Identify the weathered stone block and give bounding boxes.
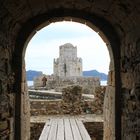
[0,120,8,131]
[121,72,133,89]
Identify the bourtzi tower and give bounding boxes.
[53,43,82,77]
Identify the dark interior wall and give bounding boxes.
[0,1,139,140]
[121,27,140,140]
[0,19,15,140]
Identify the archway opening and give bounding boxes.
[25,21,110,85]
[14,11,121,140]
[25,21,110,139]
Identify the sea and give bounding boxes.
[27,80,107,87]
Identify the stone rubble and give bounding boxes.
[61,85,83,114]
[30,85,106,116]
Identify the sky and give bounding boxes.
[25,21,110,75]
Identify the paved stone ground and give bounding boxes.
[30,114,103,123]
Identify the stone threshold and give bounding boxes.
[30,114,103,123]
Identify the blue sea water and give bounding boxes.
[100,80,107,86]
[27,81,33,86]
[27,80,107,86]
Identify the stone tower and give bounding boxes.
[54,43,82,77]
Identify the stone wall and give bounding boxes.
[30,100,62,115]
[34,75,100,95]
[48,76,100,94]
[121,32,140,140]
[0,32,15,139]
[0,1,140,140]
[30,99,104,116]
[21,61,30,140]
[104,85,115,140]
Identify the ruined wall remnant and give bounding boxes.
[54,76,100,94]
[30,85,106,116]
[34,75,100,95]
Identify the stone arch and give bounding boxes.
[13,9,121,140]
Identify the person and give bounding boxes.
[42,76,47,87]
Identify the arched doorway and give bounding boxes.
[13,9,121,140]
